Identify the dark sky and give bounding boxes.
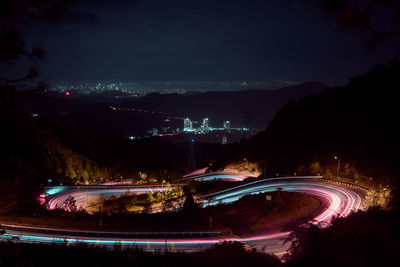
[23,0,400,86]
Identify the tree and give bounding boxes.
[0,0,73,90]
[182,191,198,212]
[283,208,400,266]
[296,163,307,175]
[64,195,77,212]
[293,0,400,48]
[309,161,323,175]
[147,191,156,203]
[155,192,163,201]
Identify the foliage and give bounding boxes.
[203,241,280,265]
[284,208,400,266]
[63,195,77,212]
[100,186,184,213]
[0,241,281,267]
[0,0,73,88]
[0,175,42,216]
[293,0,400,48]
[308,161,323,175]
[182,191,199,212]
[0,87,106,185]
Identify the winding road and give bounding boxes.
[0,174,367,256]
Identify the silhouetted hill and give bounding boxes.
[0,86,104,187]
[212,61,400,207]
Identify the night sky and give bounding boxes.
[23,0,400,86]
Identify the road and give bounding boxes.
[44,171,254,211]
[0,175,367,256]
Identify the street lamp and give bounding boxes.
[161,179,167,253]
[334,156,340,180]
[162,180,166,194]
[244,158,249,171]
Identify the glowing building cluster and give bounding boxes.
[184,118,194,132]
[223,121,230,131]
[127,117,250,141]
[202,118,209,132]
[183,117,233,133]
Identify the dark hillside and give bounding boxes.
[212,61,400,207]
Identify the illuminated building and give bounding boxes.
[223,120,231,131]
[202,118,209,132]
[184,118,193,132]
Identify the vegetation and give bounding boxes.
[284,207,400,267]
[63,196,77,212]
[99,186,184,213]
[293,0,400,48]
[0,241,281,267]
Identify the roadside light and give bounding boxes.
[334,156,340,180]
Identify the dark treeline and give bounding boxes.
[0,241,280,267]
[284,207,400,267]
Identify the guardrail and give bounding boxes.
[310,177,369,192]
[1,223,222,239]
[43,184,184,190]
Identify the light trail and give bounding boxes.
[202,177,364,225]
[1,176,367,255]
[45,185,171,210]
[182,171,250,182]
[182,168,208,178]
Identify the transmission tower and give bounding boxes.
[242,110,252,138]
[186,138,197,172]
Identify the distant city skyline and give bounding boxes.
[48,79,306,96]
